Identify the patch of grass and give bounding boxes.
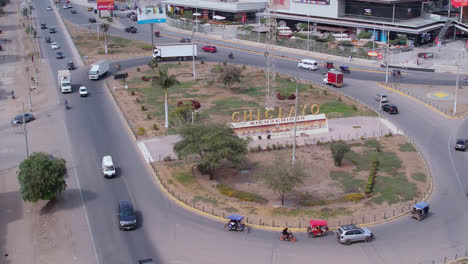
[237,87,265,98]
[270,207,352,218]
[212,98,259,110]
[216,184,267,204]
[370,173,417,204]
[399,143,416,152]
[330,171,365,193]
[193,195,218,205]
[345,150,401,173]
[411,172,426,182]
[364,139,380,148]
[173,172,194,186]
[320,101,358,118]
[223,207,239,213]
[109,36,132,45]
[98,49,121,54]
[189,89,199,92]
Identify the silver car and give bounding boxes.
[336,225,373,245]
[375,94,389,103]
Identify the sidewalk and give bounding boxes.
[137,116,401,163]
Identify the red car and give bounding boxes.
[202,46,217,53]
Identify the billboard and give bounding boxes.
[97,0,114,10]
[137,2,166,24]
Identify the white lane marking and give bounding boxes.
[137,141,154,164]
[380,118,404,135]
[73,167,101,264]
[447,136,465,194]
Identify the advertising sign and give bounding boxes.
[367,51,378,57]
[293,0,329,5]
[137,1,166,24]
[97,0,114,10]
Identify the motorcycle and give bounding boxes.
[64,100,70,110]
[279,231,296,242]
[115,64,121,71]
[228,52,234,59]
[224,214,249,233]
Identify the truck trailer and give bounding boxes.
[323,70,343,88]
[89,60,110,80]
[57,70,72,93]
[152,44,197,61]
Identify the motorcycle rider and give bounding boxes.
[64,99,69,110]
[228,52,233,59]
[282,226,290,240]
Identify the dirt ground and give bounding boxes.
[65,20,151,64]
[107,62,375,138]
[154,135,430,227]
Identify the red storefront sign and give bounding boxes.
[451,0,468,7]
[377,52,383,59]
[367,51,378,57]
[97,0,114,10]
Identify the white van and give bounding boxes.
[102,156,115,178]
[298,59,319,70]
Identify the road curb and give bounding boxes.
[377,83,468,120]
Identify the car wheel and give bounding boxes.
[344,239,352,245]
[365,236,372,242]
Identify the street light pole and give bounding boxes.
[192,21,196,80]
[22,102,29,158]
[378,99,382,139]
[385,29,390,83]
[292,78,299,167]
[307,16,310,51]
[454,53,460,114]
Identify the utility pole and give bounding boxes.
[454,53,460,114]
[378,99,382,139]
[22,102,30,158]
[151,24,154,49]
[385,29,390,83]
[192,21,196,80]
[292,78,299,167]
[307,16,310,51]
[26,65,32,111]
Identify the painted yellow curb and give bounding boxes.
[377,83,468,120]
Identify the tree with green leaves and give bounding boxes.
[330,141,351,166]
[152,68,180,128]
[173,124,249,180]
[17,152,67,202]
[219,65,242,92]
[169,101,195,126]
[263,159,306,205]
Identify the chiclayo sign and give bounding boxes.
[230,105,329,140]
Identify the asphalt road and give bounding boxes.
[32,1,468,264]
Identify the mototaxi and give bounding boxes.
[224,214,249,232]
[411,201,429,221]
[307,219,329,237]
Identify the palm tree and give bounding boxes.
[101,23,110,54]
[152,68,180,129]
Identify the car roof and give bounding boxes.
[413,201,429,209]
[340,224,359,231]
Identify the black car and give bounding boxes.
[89,18,97,23]
[71,9,76,14]
[118,200,137,230]
[56,51,64,59]
[127,11,136,18]
[11,113,35,124]
[49,27,56,33]
[124,26,137,33]
[67,61,75,70]
[179,37,192,43]
[381,104,398,114]
[455,138,468,151]
[40,23,47,29]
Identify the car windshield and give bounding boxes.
[89,70,98,75]
[62,81,71,86]
[121,208,134,217]
[456,140,465,145]
[338,228,343,234]
[104,165,114,171]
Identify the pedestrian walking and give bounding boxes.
[349,55,352,62]
[416,58,419,65]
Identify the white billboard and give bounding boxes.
[137,2,166,24]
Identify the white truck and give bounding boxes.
[152,44,197,61]
[57,70,72,93]
[89,60,110,80]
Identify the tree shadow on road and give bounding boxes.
[40,188,97,215]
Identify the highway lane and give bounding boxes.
[57,4,459,87]
[35,2,468,263]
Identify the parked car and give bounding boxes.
[118,200,137,230]
[375,94,388,103]
[40,23,47,29]
[130,14,137,21]
[126,11,135,18]
[47,5,52,10]
[11,113,35,124]
[56,51,64,59]
[89,18,97,23]
[336,225,373,245]
[179,37,191,43]
[120,6,126,11]
[455,138,468,151]
[79,86,88,97]
[51,42,59,49]
[71,9,76,14]
[49,27,56,33]
[381,104,398,114]
[124,26,137,33]
[67,61,75,70]
[202,46,217,53]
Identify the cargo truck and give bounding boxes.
[89,60,110,80]
[323,70,343,88]
[57,70,72,93]
[152,43,197,61]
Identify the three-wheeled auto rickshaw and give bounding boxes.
[224,214,249,232]
[307,219,329,237]
[392,69,403,78]
[324,62,334,69]
[154,31,160,37]
[411,201,429,221]
[339,65,350,73]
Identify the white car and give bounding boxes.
[79,86,88,97]
[51,42,59,49]
[47,5,52,10]
[375,94,389,103]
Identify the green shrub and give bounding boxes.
[130,91,135,96]
[216,184,267,203]
[197,163,211,175]
[136,127,145,136]
[141,105,146,111]
[358,31,373,39]
[344,193,365,202]
[365,161,379,196]
[153,124,159,130]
